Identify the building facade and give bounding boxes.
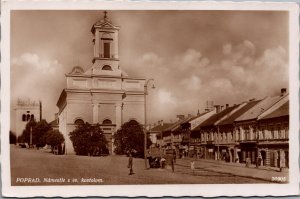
[15,98,41,140]
[56,13,146,155]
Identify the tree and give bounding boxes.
[9,131,16,144]
[45,130,65,153]
[21,119,37,144]
[113,120,152,158]
[69,123,108,156]
[33,120,52,148]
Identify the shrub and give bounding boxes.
[45,130,65,152]
[69,123,108,156]
[113,120,152,158]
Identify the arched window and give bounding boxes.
[26,114,30,121]
[102,119,112,124]
[22,114,26,121]
[102,65,112,71]
[31,114,34,120]
[74,119,84,126]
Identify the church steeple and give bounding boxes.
[91,11,120,63]
[89,11,122,76]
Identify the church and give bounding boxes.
[56,12,146,155]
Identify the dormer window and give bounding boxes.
[102,65,112,71]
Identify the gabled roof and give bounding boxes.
[260,101,289,120]
[235,94,286,122]
[257,94,289,120]
[217,100,261,126]
[164,115,194,132]
[198,105,240,128]
[190,110,216,131]
[49,118,59,127]
[149,123,173,132]
[91,15,119,33]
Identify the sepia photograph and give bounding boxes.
[1,1,299,197]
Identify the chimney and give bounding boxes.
[177,115,185,120]
[220,105,224,111]
[226,104,229,109]
[214,105,221,113]
[281,88,287,96]
[158,120,161,126]
[160,120,164,126]
[197,109,200,116]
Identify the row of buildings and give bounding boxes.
[149,89,289,169]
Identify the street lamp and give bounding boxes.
[144,78,155,169]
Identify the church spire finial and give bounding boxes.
[104,11,108,20]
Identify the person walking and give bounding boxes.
[128,153,134,175]
[191,160,195,175]
[171,157,175,173]
[256,152,262,168]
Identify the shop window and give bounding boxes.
[270,127,274,139]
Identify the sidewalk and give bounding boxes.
[176,158,289,183]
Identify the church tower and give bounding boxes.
[90,11,122,77]
[57,11,146,155]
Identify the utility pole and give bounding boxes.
[30,126,33,148]
[217,126,220,160]
[144,79,155,169]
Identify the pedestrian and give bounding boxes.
[160,157,166,169]
[191,160,195,175]
[173,149,176,163]
[171,157,175,173]
[128,153,134,175]
[256,152,262,168]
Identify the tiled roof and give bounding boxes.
[49,118,59,127]
[235,95,285,122]
[260,101,289,120]
[149,123,173,132]
[164,115,194,132]
[217,100,261,125]
[197,105,239,128]
[190,110,216,131]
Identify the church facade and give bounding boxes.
[56,13,146,155]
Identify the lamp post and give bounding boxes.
[144,78,155,169]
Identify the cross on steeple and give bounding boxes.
[104,11,108,19]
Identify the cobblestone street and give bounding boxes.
[10,145,270,185]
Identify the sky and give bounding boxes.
[10,10,289,131]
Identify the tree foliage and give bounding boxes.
[18,119,52,148]
[9,131,16,144]
[33,120,52,148]
[113,120,152,158]
[69,123,108,156]
[19,119,37,144]
[45,129,65,149]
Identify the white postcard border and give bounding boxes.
[1,1,299,197]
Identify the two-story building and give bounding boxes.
[234,90,287,164]
[256,93,289,168]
